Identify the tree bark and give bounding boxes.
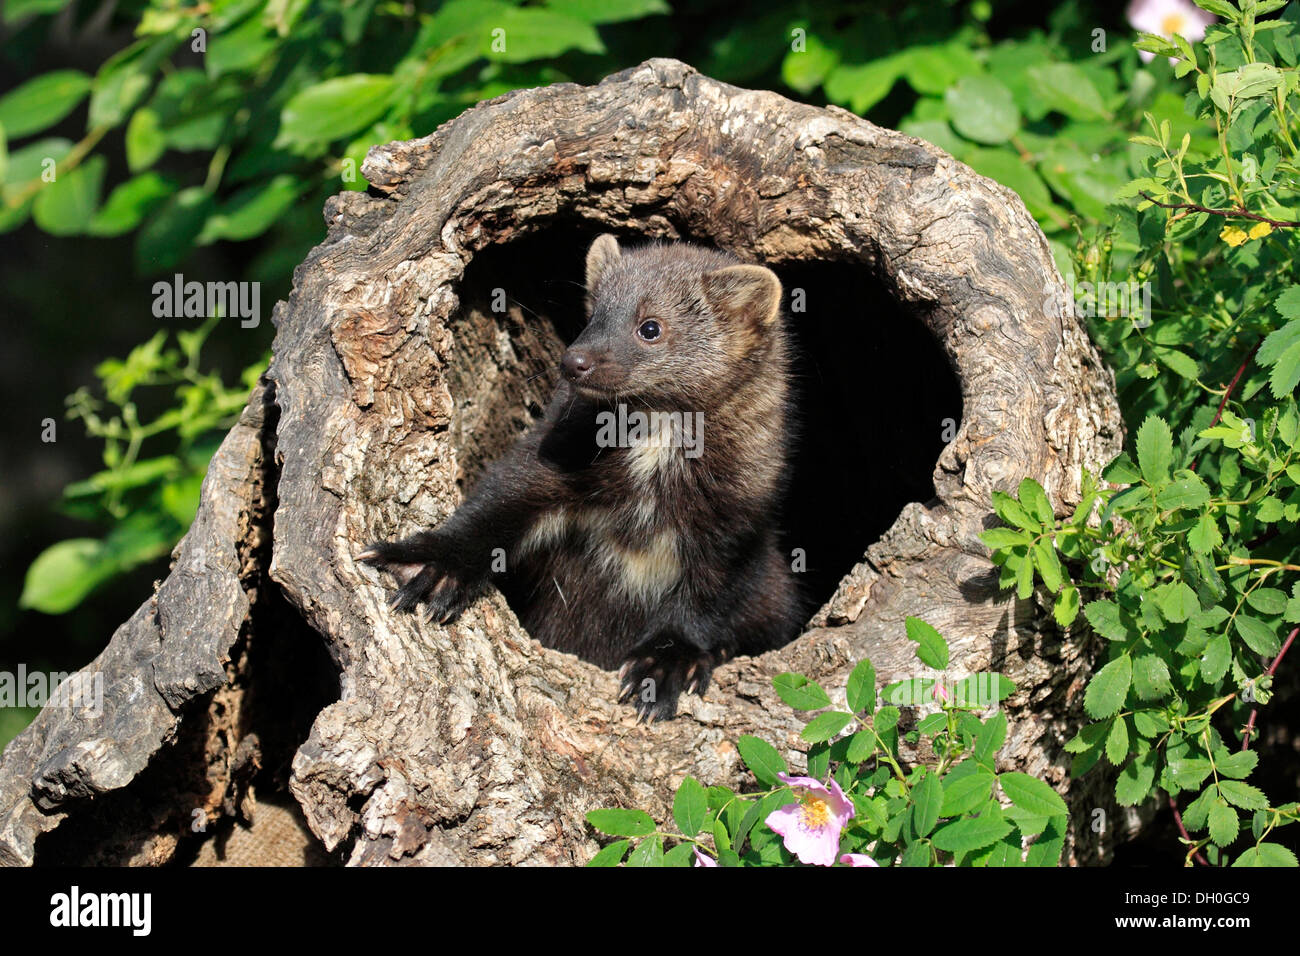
[0,58,1126,867]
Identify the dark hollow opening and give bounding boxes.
[449,222,963,645]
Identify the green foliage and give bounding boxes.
[980,4,1300,867]
[585,619,1059,867]
[1,0,676,270]
[20,318,265,614]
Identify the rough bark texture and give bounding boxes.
[0,58,1126,867]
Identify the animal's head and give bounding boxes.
[561,234,784,406]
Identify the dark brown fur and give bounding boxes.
[361,235,803,719]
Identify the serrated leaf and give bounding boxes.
[1132,654,1173,700]
[1208,801,1239,847]
[1201,633,1233,683]
[933,810,1013,853]
[942,767,996,816]
[1136,416,1174,484]
[801,711,853,744]
[1216,749,1258,779]
[1084,599,1130,641]
[1219,780,1268,811]
[1233,843,1299,866]
[1102,453,1142,484]
[1115,751,1157,806]
[1084,656,1131,719]
[1000,772,1068,817]
[974,710,1007,767]
[1189,512,1223,553]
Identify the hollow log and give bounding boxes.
[0,58,1125,867]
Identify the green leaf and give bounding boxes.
[626,835,663,867]
[1201,633,1233,683]
[1115,751,1157,806]
[585,808,656,837]
[1105,716,1130,765]
[1268,340,1300,399]
[125,108,165,172]
[1158,583,1199,625]
[736,735,786,787]
[932,810,1013,854]
[661,843,695,867]
[544,0,668,23]
[1189,513,1223,554]
[1000,772,1068,817]
[1219,780,1268,811]
[946,75,1020,144]
[1156,474,1210,511]
[1054,585,1080,626]
[846,658,876,714]
[1026,62,1110,120]
[772,673,832,710]
[824,57,905,114]
[905,616,949,670]
[19,538,119,613]
[1216,750,1258,780]
[1084,599,1130,641]
[974,710,1008,766]
[992,490,1040,531]
[586,839,629,866]
[32,155,105,235]
[87,171,175,237]
[1033,540,1065,593]
[980,527,1032,550]
[197,174,301,243]
[1084,656,1131,719]
[1017,477,1055,526]
[0,70,91,138]
[1233,843,1298,866]
[942,766,996,816]
[801,711,853,744]
[1136,416,1174,484]
[277,75,396,149]
[1246,588,1288,616]
[1235,616,1282,657]
[1102,453,1142,484]
[1156,348,1200,381]
[912,770,943,837]
[672,777,708,838]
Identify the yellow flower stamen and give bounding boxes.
[799,794,831,830]
[1161,14,1187,35]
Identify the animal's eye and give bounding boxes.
[637,319,662,342]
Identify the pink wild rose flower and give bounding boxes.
[765,772,855,866]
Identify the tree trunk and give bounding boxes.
[0,58,1126,867]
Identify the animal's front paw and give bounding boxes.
[358,536,480,623]
[617,640,731,722]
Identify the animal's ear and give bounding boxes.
[585,234,622,290]
[702,265,782,331]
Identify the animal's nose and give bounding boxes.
[561,349,595,381]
